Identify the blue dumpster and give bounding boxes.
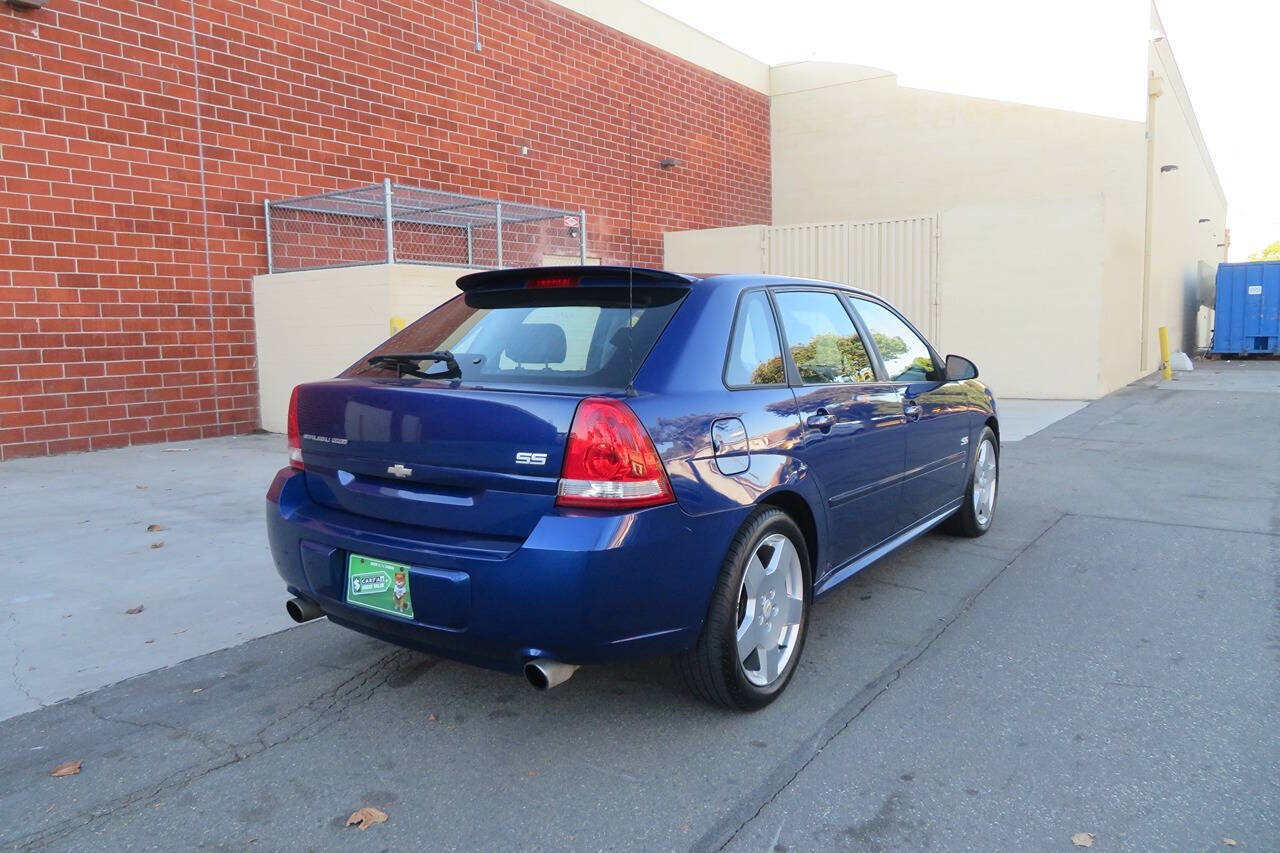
[1210,260,1280,355]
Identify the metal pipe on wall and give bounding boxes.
[1139,73,1162,372]
[383,177,395,264]
[495,200,503,269]
[263,199,274,274]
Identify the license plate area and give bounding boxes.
[346,553,414,619]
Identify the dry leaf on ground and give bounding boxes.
[1071,832,1095,848]
[345,807,388,830]
[50,760,82,778]
[1224,840,1237,847]
[150,542,164,549]
[146,524,165,532]
[125,605,145,615]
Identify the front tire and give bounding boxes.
[675,507,811,711]
[944,426,999,537]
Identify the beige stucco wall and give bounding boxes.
[1097,165,1148,393]
[770,65,1144,227]
[1143,34,1228,365]
[939,198,1106,399]
[663,206,1103,399]
[253,264,476,432]
[768,62,1165,398]
[664,225,766,274]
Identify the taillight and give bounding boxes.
[556,397,674,509]
[287,386,304,470]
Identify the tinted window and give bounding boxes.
[725,291,785,386]
[346,286,686,389]
[774,290,875,385]
[850,298,938,381]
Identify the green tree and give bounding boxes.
[1247,240,1280,261]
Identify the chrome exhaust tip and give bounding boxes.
[285,596,322,623]
[524,659,579,690]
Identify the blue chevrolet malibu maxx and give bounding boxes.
[266,267,999,710]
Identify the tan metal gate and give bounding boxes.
[765,216,939,340]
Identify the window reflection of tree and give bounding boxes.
[751,332,876,385]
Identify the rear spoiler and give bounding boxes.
[455,266,698,292]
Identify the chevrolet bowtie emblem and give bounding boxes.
[387,463,413,479]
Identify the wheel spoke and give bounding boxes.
[760,644,782,683]
[779,593,804,626]
[766,536,795,576]
[736,614,760,664]
[743,553,765,597]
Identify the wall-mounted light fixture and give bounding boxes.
[658,157,681,170]
[1160,164,1179,173]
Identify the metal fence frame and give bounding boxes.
[264,178,587,274]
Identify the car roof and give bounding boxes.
[688,272,880,300]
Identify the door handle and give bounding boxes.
[903,402,922,422]
[806,410,836,432]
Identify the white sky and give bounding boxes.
[642,0,1280,260]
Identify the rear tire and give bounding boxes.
[943,426,998,537]
[675,507,811,711]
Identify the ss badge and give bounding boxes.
[515,451,548,466]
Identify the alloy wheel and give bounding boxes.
[973,438,998,527]
[735,533,805,687]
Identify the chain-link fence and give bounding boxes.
[264,180,587,273]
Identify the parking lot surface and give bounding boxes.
[0,434,291,721]
[0,362,1276,851]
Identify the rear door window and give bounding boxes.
[347,286,687,389]
[848,297,938,382]
[724,291,785,386]
[773,290,875,384]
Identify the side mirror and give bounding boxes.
[945,354,978,381]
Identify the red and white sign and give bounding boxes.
[563,215,580,228]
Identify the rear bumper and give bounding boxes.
[266,467,746,673]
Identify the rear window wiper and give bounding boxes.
[367,351,461,380]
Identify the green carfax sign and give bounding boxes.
[346,554,413,619]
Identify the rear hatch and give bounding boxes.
[293,268,691,541]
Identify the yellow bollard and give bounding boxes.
[1158,325,1172,380]
[390,315,407,335]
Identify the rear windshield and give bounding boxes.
[345,286,688,389]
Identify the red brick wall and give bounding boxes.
[0,0,771,460]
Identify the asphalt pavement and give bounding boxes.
[0,362,1275,851]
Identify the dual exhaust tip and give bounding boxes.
[285,598,577,690]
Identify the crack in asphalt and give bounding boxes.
[700,513,1070,853]
[1065,511,1280,539]
[10,647,411,850]
[4,610,44,713]
[83,700,238,759]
